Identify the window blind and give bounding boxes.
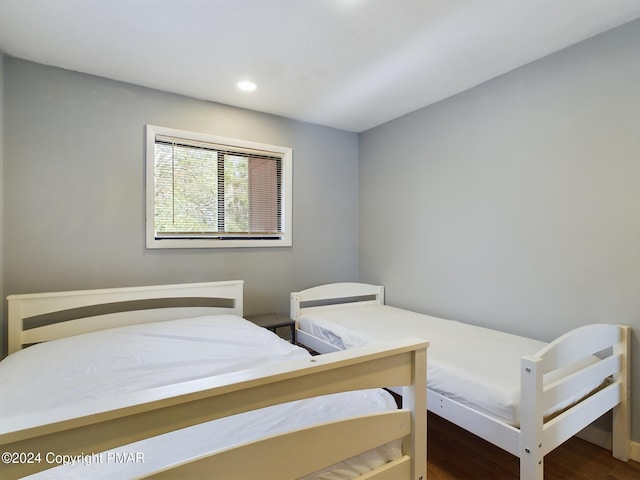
[154,137,283,239]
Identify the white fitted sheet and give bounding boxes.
[0,315,401,479]
[299,304,597,427]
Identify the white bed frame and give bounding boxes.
[291,282,631,480]
[2,281,428,480]
[7,280,245,354]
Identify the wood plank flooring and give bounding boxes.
[427,413,640,479]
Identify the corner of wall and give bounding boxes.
[0,53,5,358]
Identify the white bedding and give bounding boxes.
[0,315,401,479]
[299,303,598,427]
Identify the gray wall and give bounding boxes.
[359,19,640,441]
[1,58,360,355]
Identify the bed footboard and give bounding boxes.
[0,337,428,480]
[520,324,630,480]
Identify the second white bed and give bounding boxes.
[297,302,601,428]
[292,282,631,480]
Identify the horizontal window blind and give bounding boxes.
[154,136,283,239]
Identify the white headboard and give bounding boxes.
[290,282,384,320]
[7,280,244,354]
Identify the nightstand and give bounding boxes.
[245,313,296,344]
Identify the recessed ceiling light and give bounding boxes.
[237,81,257,92]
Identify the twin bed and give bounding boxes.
[0,281,428,480]
[291,282,631,480]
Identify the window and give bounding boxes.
[146,125,292,248]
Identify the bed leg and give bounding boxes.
[520,356,544,480]
[520,450,544,480]
[402,346,427,480]
[612,325,630,462]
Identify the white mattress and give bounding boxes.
[299,303,595,427]
[0,315,401,479]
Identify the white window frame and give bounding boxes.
[145,125,292,249]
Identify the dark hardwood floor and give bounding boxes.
[427,412,640,479]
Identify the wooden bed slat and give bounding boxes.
[20,307,234,345]
[355,456,412,480]
[293,282,384,303]
[541,354,620,414]
[145,410,411,479]
[541,382,622,456]
[290,282,384,319]
[536,323,621,374]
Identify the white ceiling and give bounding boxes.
[1,0,639,132]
